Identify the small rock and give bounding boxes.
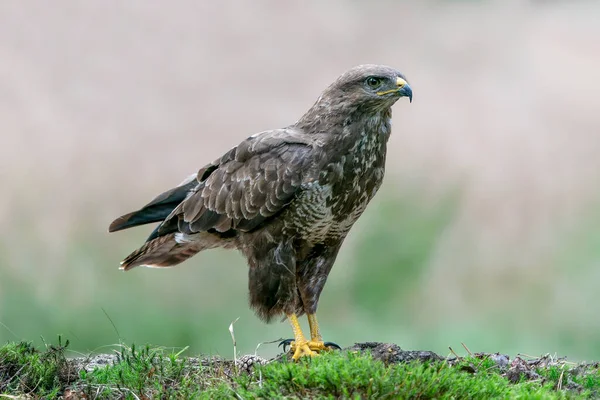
[72,354,119,373]
[505,356,540,383]
[490,353,510,368]
[459,363,477,374]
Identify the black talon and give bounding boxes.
[324,341,341,350]
[279,338,294,353]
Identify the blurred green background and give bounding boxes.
[1,1,600,361]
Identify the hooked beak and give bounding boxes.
[376,77,413,102]
[396,77,413,103]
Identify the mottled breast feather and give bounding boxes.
[283,111,391,245]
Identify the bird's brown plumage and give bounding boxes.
[109,64,412,326]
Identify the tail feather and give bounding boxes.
[120,233,199,270]
[108,204,177,233]
[110,174,236,270]
[119,231,234,271]
[108,178,197,233]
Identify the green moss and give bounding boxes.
[0,338,70,397]
[2,340,598,399]
[205,352,586,399]
[80,344,232,399]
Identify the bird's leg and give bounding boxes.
[306,313,341,351]
[306,313,325,350]
[286,313,318,360]
[279,314,341,357]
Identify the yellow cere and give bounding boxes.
[376,77,408,96]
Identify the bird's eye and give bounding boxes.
[365,76,382,89]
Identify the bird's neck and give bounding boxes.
[296,101,392,139]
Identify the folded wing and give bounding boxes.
[165,129,315,236]
[109,129,317,269]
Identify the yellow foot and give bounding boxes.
[283,313,341,361]
[291,340,319,360]
[306,340,331,352]
[280,339,339,360]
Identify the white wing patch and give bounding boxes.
[175,232,199,244]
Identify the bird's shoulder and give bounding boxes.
[202,127,321,174]
[163,128,324,234]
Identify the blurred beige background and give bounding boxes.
[1,0,600,360]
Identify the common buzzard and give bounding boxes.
[109,64,413,360]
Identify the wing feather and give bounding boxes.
[156,129,316,235]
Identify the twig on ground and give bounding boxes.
[557,370,565,391]
[461,343,473,357]
[229,317,240,369]
[448,346,461,360]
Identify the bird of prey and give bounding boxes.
[108,64,412,360]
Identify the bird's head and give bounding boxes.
[325,64,412,111]
[297,64,412,130]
